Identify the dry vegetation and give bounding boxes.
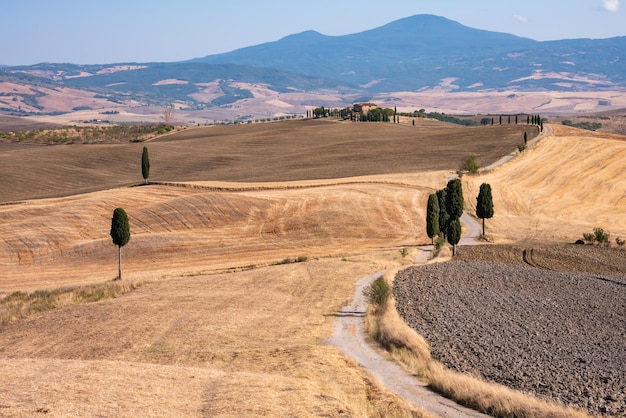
[463,124,626,242]
[0,117,624,416]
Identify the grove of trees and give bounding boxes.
[427,178,464,255]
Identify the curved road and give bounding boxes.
[328,214,488,417]
[328,128,555,415]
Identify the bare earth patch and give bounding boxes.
[394,245,626,416]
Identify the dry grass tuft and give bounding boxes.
[0,281,142,326]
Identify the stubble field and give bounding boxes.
[1,117,624,416]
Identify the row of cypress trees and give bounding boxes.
[426,180,493,255]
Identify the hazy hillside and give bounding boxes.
[1,14,625,117]
[193,14,626,92]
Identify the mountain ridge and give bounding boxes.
[1,14,625,118]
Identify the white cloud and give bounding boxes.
[513,14,529,23]
[603,0,620,12]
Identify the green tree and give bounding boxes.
[426,193,440,245]
[447,219,461,255]
[436,189,450,239]
[461,156,479,174]
[110,208,131,280]
[524,132,528,144]
[141,146,150,184]
[445,178,464,221]
[476,183,494,236]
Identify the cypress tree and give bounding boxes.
[476,183,494,236]
[499,115,502,125]
[447,219,462,256]
[524,132,528,144]
[141,146,150,184]
[445,178,464,221]
[110,208,131,280]
[436,189,450,239]
[426,193,440,245]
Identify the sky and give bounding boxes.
[1,0,624,66]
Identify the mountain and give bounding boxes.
[1,14,625,117]
[191,14,626,92]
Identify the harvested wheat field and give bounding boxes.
[0,118,535,203]
[463,124,626,242]
[0,118,623,416]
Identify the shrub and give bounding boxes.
[363,276,391,310]
[616,237,625,247]
[582,232,595,242]
[583,227,611,245]
[517,143,526,152]
[594,227,610,245]
[461,156,480,174]
[400,248,408,258]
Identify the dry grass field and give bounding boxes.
[0,118,623,416]
[464,124,626,242]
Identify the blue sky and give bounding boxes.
[1,0,623,66]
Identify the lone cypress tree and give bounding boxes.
[110,208,131,280]
[445,178,464,221]
[524,132,528,144]
[476,183,494,236]
[447,219,461,256]
[142,146,150,184]
[426,193,440,245]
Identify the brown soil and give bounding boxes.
[0,118,534,203]
[394,244,626,416]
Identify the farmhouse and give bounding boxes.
[352,102,378,116]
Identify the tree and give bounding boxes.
[141,146,150,184]
[445,178,464,221]
[436,189,450,239]
[447,219,461,255]
[476,183,494,236]
[524,132,528,144]
[162,106,173,124]
[461,156,479,174]
[426,193,440,245]
[110,208,131,280]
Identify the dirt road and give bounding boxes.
[329,213,490,417]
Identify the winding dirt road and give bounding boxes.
[329,214,489,417]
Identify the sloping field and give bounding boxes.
[0,180,435,293]
[464,124,626,242]
[0,118,535,203]
[1,120,623,416]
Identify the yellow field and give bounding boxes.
[0,121,624,416]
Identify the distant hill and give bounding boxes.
[1,14,625,117]
[192,14,626,92]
